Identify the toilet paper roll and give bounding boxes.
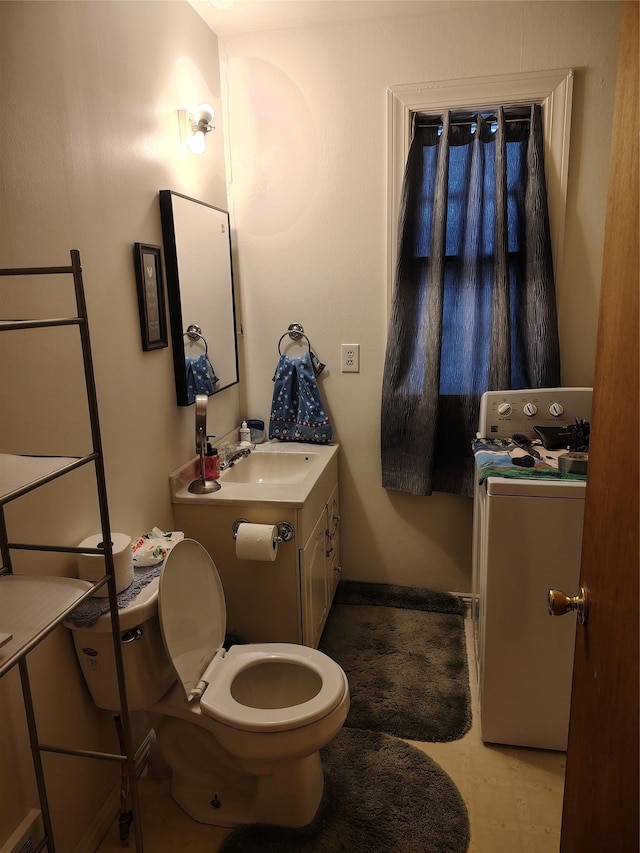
[235,523,278,562]
[77,532,134,597]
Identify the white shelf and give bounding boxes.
[0,575,93,677]
[0,453,87,504]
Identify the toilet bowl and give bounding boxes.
[67,537,349,829]
[150,642,348,826]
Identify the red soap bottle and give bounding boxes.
[204,442,220,480]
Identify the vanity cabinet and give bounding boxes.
[300,484,340,648]
[171,454,340,648]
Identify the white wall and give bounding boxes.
[0,2,238,848]
[218,0,620,590]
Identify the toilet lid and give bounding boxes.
[158,539,226,701]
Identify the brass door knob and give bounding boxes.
[547,587,588,624]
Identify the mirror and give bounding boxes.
[159,190,239,406]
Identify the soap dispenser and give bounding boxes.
[239,420,251,445]
[204,439,220,480]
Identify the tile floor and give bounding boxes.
[96,617,565,852]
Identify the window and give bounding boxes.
[381,71,573,498]
[387,69,574,317]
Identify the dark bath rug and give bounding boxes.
[332,580,466,615]
[219,727,470,853]
[318,582,472,742]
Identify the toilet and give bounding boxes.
[66,538,349,828]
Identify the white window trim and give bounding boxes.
[386,69,574,315]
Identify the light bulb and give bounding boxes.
[197,104,215,125]
[187,130,207,155]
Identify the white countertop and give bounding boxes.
[169,441,339,508]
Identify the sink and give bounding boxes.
[221,451,320,485]
[169,441,338,507]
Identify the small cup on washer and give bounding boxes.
[558,452,589,475]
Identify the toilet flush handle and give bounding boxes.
[121,627,143,644]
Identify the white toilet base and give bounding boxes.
[171,769,258,828]
[171,751,324,828]
[153,714,325,828]
[253,752,324,827]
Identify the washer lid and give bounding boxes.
[158,539,226,701]
[486,476,587,498]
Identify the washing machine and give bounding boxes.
[472,387,592,750]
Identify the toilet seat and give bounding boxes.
[200,643,348,732]
[158,539,347,730]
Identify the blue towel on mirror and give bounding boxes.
[269,353,333,444]
[185,355,218,404]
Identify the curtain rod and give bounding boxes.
[416,116,531,128]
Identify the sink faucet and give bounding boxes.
[219,444,252,471]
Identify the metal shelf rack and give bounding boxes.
[0,250,143,851]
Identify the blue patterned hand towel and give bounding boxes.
[269,353,333,444]
[185,355,218,404]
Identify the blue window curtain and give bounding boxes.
[381,104,560,498]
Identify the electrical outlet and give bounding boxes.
[341,343,360,373]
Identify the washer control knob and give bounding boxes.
[549,402,564,417]
[497,402,512,416]
[523,402,538,417]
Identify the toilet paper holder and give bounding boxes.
[232,519,295,543]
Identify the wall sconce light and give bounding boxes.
[178,103,215,154]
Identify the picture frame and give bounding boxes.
[133,243,167,351]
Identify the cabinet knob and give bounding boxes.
[325,531,335,557]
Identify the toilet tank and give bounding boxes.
[64,576,175,711]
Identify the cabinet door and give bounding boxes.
[326,484,341,602]
[300,509,329,648]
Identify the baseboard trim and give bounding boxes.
[452,592,473,611]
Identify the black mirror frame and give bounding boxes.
[159,190,240,406]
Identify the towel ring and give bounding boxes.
[278,323,311,355]
[185,324,208,357]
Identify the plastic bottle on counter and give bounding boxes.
[239,420,251,444]
[204,442,220,480]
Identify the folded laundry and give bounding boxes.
[472,438,586,485]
